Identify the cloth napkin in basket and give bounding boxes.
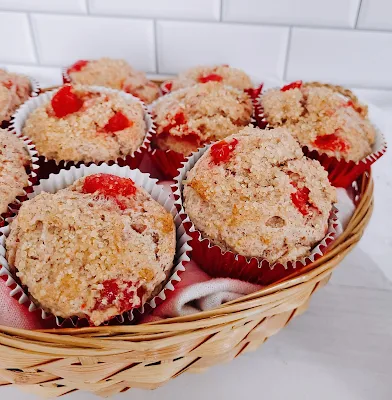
[0,185,354,329]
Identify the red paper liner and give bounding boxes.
[0,164,192,328]
[1,76,41,128]
[10,85,154,179]
[255,89,387,187]
[173,145,339,286]
[0,134,40,228]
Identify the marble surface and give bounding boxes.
[2,102,391,400]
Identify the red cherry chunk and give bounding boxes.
[51,85,83,118]
[82,174,137,210]
[94,279,142,313]
[162,81,173,92]
[290,185,310,216]
[2,80,13,89]
[313,133,349,153]
[281,80,303,92]
[198,73,223,83]
[67,60,89,75]
[210,138,238,165]
[104,112,133,133]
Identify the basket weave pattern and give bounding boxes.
[0,171,373,397]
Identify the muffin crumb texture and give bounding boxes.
[6,173,176,326]
[0,129,31,214]
[168,65,253,92]
[0,69,31,122]
[23,85,147,163]
[183,127,336,264]
[67,58,160,104]
[152,82,253,155]
[260,82,376,162]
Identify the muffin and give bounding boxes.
[0,129,31,215]
[183,126,336,265]
[0,69,32,123]
[22,85,147,164]
[65,58,160,104]
[6,173,176,326]
[260,81,376,162]
[164,65,253,93]
[152,82,253,156]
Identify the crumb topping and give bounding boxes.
[23,85,147,163]
[152,82,253,155]
[183,126,336,264]
[0,129,31,215]
[6,173,176,326]
[67,58,160,104]
[260,83,376,162]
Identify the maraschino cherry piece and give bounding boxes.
[313,133,349,153]
[51,85,83,118]
[281,80,303,92]
[104,112,133,133]
[67,60,89,75]
[198,74,223,83]
[210,138,238,165]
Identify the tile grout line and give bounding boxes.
[85,0,90,14]
[153,20,159,74]
[355,0,364,28]
[282,27,292,81]
[219,0,223,21]
[26,13,40,64]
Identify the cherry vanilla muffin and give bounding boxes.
[66,58,160,104]
[152,82,253,155]
[260,81,376,162]
[6,173,176,326]
[22,85,147,163]
[0,129,31,215]
[165,65,253,92]
[183,127,336,264]
[0,69,32,123]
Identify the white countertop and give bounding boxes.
[2,102,392,400]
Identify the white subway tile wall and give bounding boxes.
[0,0,391,98]
[223,0,361,28]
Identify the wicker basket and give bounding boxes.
[0,84,374,397]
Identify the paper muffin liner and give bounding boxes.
[173,145,339,286]
[255,90,387,188]
[146,84,256,180]
[10,85,155,179]
[0,163,192,327]
[0,134,40,228]
[1,76,41,129]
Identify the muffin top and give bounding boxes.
[167,65,253,92]
[6,173,176,326]
[0,69,32,122]
[183,126,336,264]
[152,82,253,155]
[23,85,147,163]
[66,58,160,104]
[260,82,376,162]
[0,129,31,215]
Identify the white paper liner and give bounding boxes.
[9,85,155,167]
[0,133,40,226]
[0,164,192,327]
[173,144,339,284]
